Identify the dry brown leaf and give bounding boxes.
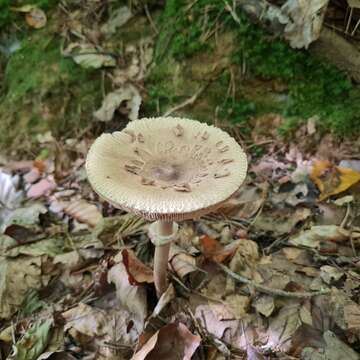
[27,178,56,198]
[320,265,344,285]
[289,225,348,249]
[62,302,139,357]
[107,258,147,327]
[169,244,197,278]
[199,235,240,263]
[253,295,275,317]
[64,199,102,228]
[344,303,360,331]
[301,330,360,360]
[0,257,44,319]
[216,185,265,219]
[253,207,311,235]
[195,304,258,353]
[25,8,47,28]
[310,160,360,200]
[194,304,231,339]
[225,294,250,319]
[131,323,200,360]
[266,302,312,352]
[122,248,154,285]
[229,239,262,282]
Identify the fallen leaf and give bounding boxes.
[62,302,139,356]
[199,235,240,263]
[225,294,250,319]
[194,304,233,339]
[108,257,147,328]
[63,43,116,69]
[131,323,200,360]
[0,171,23,216]
[0,257,44,319]
[25,8,47,29]
[101,6,132,34]
[289,225,348,249]
[320,265,344,285]
[266,302,312,352]
[93,84,141,122]
[229,239,262,281]
[253,295,275,317]
[169,244,197,278]
[302,330,360,360]
[315,203,346,225]
[333,195,354,206]
[217,185,265,219]
[253,207,311,235]
[73,51,115,69]
[24,168,41,183]
[64,199,102,228]
[27,178,56,198]
[251,157,288,181]
[4,224,36,243]
[194,304,257,353]
[282,0,329,49]
[344,303,360,331]
[8,319,53,360]
[310,160,360,200]
[122,248,154,285]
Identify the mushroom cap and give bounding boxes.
[86,117,247,221]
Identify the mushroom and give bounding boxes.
[86,117,247,297]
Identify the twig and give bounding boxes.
[340,202,351,229]
[223,0,241,24]
[217,263,331,298]
[144,3,159,35]
[170,273,224,304]
[163,85,207,116]
[196,222,220,239]
[185,0,200,12]
[246,140,275,149]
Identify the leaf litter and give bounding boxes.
[0,3,360,360]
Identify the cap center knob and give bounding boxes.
[151,164,179,181]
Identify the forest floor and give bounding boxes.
[0,1,360,359]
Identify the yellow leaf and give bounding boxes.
[310,160,360,200]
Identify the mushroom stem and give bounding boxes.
[153,220,173,297]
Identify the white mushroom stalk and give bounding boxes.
[86,117,247,297]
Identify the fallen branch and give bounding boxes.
[163,85,207,117]
[218,263,331,298]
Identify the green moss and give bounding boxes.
[230,13,360,135]
[0,0,12,28]
[154,0,213,62]
[0,28,102,151]
[148,0,360,136]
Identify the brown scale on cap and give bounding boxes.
[173,124,184,137]
[86,117,247,221]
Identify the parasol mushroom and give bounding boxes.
[86,117,247,296]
